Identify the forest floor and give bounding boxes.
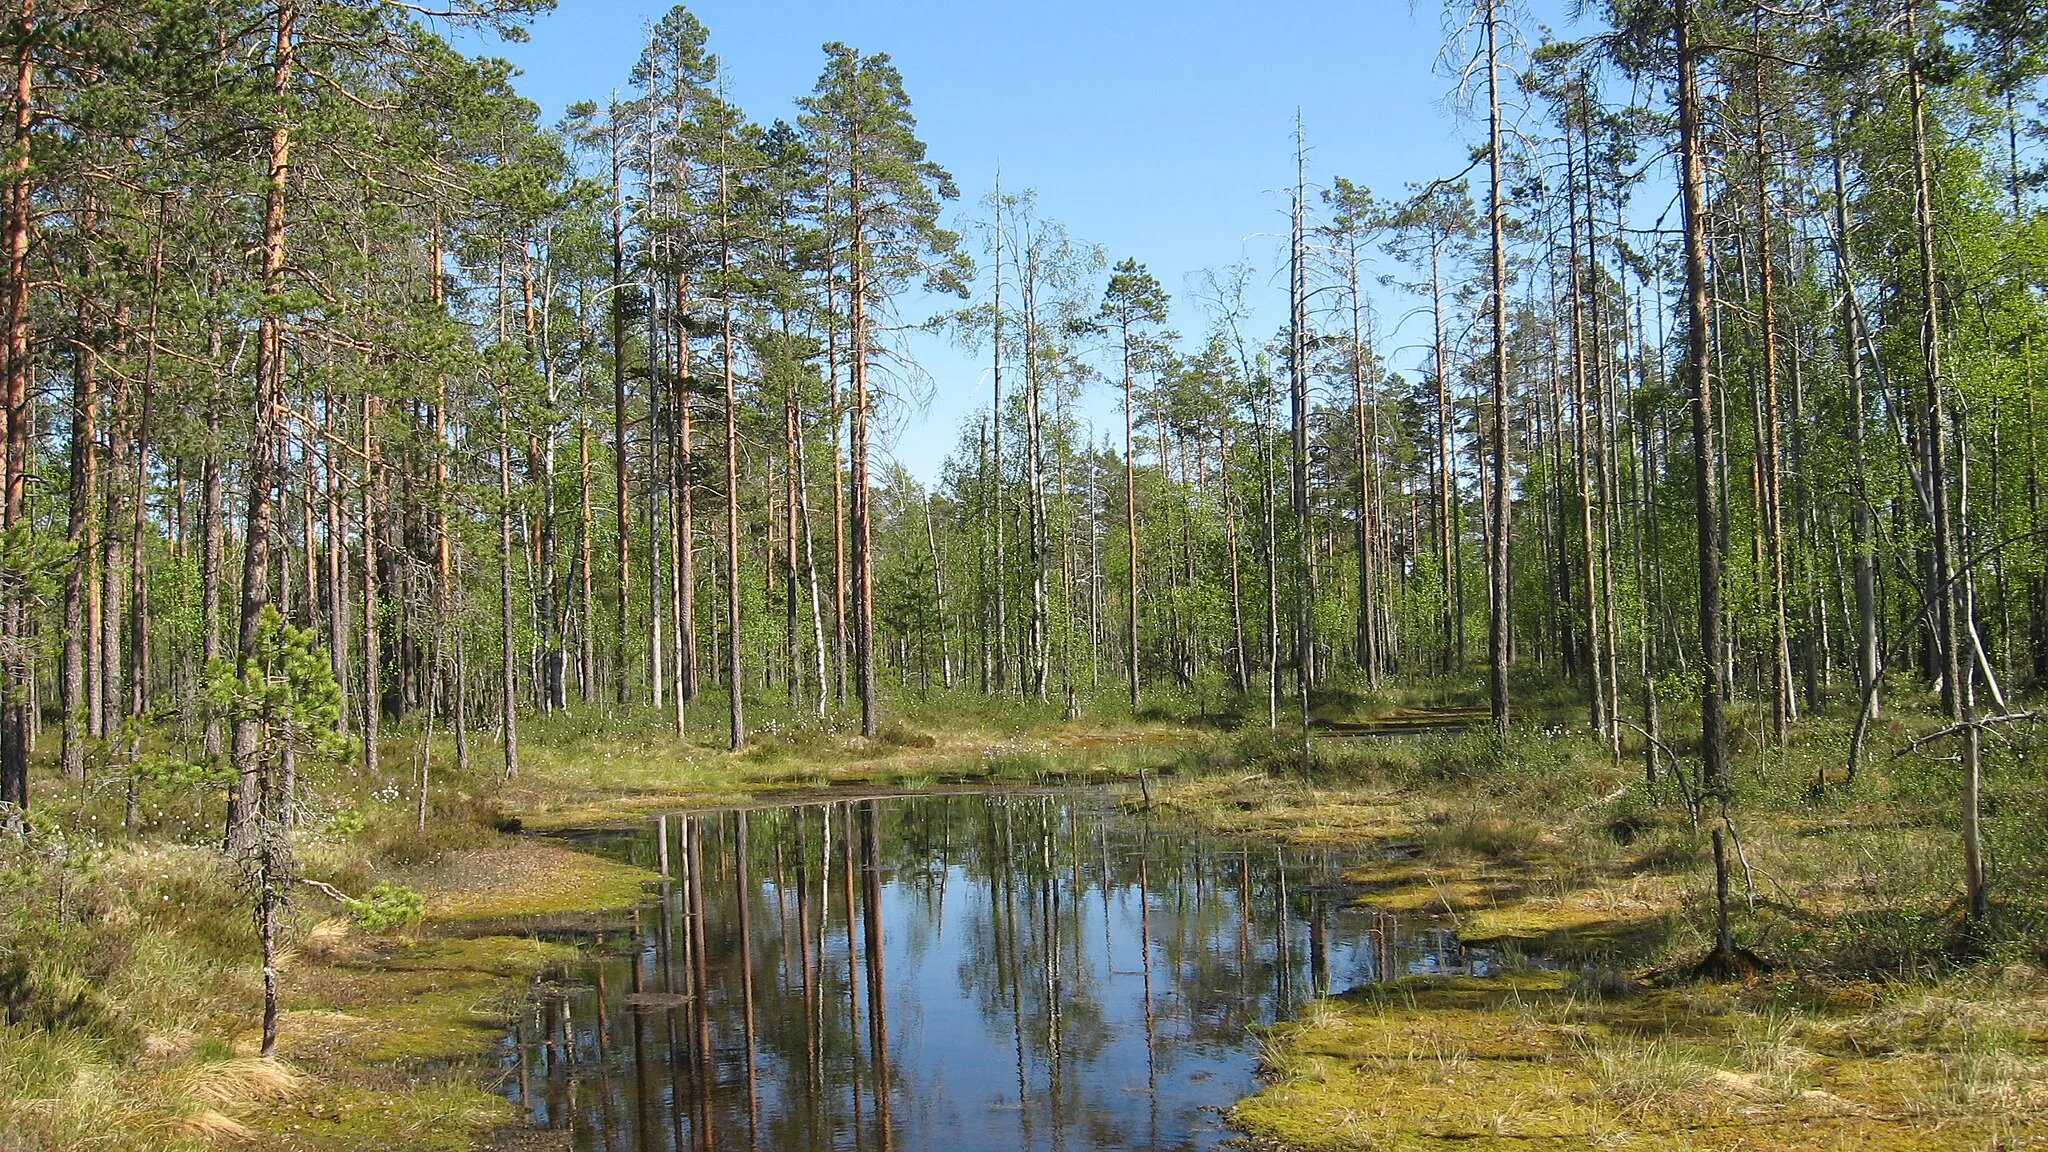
[3,680,2045,1151]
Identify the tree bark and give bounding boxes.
[1675,0,1728,799]
[1121,314,1140,710]
[850,209,879,737]
[610,110,632,707]
[59,189,97,783]
[360,392,380,776]
[1753,30,1794,747]
[719,163,744,750]
[498,384,520,780]
[227,0,295,848]
[0,0,32,819]
[1905,0,1985,922]
[1483,0,1513,735]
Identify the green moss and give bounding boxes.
[254,1078,517,1152]
[1234,974,2048,1151]
[387,934,582,975]
[285,936,578,1067]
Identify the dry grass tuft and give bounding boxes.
[176,1108,256,1142]
[175,1057,304,1109]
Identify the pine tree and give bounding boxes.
[799,43,966,737]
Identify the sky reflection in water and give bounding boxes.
[501,790,1509,1151]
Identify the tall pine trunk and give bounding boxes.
[1753,32,1794,747]
[497,384,520,780]
[1905,0,1985,922]
[1675,0,1728,799]
[719,163,744,750]
[850,213,879,737]
[59,191,97,783]
[610,116,632,706]
[1483,0,1513,734]
[1121,315,1140,709]
[227,0,294,848]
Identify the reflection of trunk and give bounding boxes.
[1041,801,1063,1141]
[654,864,685,1144]
[1236,849,1251,998]
[796,809,821,1100]
[629,938,655,1152]
[1273,850,1292,1014]
[1138,844,1159,1149]
[736,812,761,1146]
[675,811,708,1139]
[1000,803,1032,1145]
[593,961,617,1141]
[860,802,893,1151]
[1309,858,1328,996]
[840,803,865,1126]
[687,817,715,1147]
[512,1018,531,1118]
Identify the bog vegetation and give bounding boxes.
[0,0,2045,1147]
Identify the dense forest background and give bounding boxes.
[0,0,2043,944]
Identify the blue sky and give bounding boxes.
[458,0,1585,483]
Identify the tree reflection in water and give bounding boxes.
[506,790,1519,1151]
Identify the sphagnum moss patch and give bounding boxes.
[1146,713,2048,1152]
[1234,972,2047,1151]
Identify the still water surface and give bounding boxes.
[501,789,1509,1151]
